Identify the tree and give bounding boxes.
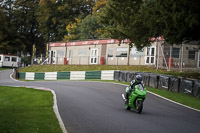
[155,0,200,44]
[0,8,10,53]
[0,0,43,55]
[63,18,81,41]
[100,0,200,49]
[63,0,110,41]
[38,0,95,42]
[13,0,44,54]
[100,0,145,48]
[63,14,111,41]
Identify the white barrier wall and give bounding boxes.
[101,70,114,80]
[25,72,35,80]
[70,71,85,80]
[45,72,57,80]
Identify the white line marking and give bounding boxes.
[10,73,24,82]
[147,91,200,113]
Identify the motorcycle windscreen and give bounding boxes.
[135,84,145,91]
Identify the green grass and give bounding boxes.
[18,65,200,80]
[147,87,200,110]
[0,68,11,71]
[0,86,62,133]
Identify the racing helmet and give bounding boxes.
[135,75,142,83]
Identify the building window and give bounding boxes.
[57,50,65,57]
[69,50,73,58]
[130,47,144,57]
[12,57,17,62]
[116,48,128,57]
[145,47,156,64]
[107,48,113,57]
[78,49,87,56]
[172,47,180,58]
[4,56,10,61]
[188,50,195,60]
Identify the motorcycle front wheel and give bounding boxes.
[136,100,143,114]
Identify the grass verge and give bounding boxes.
[0,68,11,71]
[0,86,62,133]
[147,87,200,110]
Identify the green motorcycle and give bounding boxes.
[122,84,147,113]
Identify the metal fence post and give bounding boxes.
[156,41,160,70]
[180,43,184,72]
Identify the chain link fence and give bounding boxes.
[157,44,200,71]
[41,52,200,72]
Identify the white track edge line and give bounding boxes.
[50,89,68,133]
[9,69,24,82]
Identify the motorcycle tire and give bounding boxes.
[136,100,143,114]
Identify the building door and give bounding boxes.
[90,48,98,64]
[145,46,156,65]
[52,50,57,64]
[49,50,57,64]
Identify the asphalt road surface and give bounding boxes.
[0,70,200,133]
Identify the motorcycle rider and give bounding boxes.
[125,74,143,103]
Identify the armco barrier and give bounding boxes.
[149,74,159,88]
[113,71,200,98]
[114,70,120,81]
[158,75,170,90]
[19,72,25,79]
[168,76,180,92]
[85,71,101,79]
[35,73,45,80]
[25,72,35,80]
[57,72,70,79]
[70,71,85,80]
[126,71,137,82]
[101,70,114,80]
[17,70,200,98]
[193,80,200,98]
[179,79,194,95]
[45,72,57,80]
[141,72,150,87]
[119,71,128,82]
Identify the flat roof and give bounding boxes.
[49,39,130,47]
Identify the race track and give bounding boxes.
[0,70,200,133]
